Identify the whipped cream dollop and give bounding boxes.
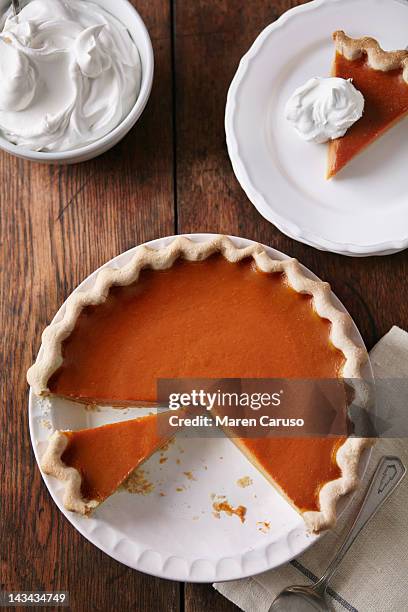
[0,0,141,151]
[285,77,364,144]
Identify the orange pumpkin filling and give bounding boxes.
[234,437,344,513]
[61,413,175,503]
[50,256,344,401]
[328,54,408,178]
[50,255,347,513]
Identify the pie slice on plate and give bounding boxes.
[328,31,408,178]
[41,411,178,515]
[28,235,371,532]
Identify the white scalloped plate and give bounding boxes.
[29,234,373,581]
[225,0,408,256]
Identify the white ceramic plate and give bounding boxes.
[29,234,373,582]
[225,0,408,256]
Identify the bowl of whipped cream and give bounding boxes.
[0,0,154,163]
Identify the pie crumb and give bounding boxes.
[183,471,196,481]
[122,469,154,495]
[84,403,101,412]
[160,439,174,452]
[236,476,253,488]
[257,521,271,534]
[212,496,247,523]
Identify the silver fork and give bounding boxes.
[11,0,20,16]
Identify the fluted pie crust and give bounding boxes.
[333,31,408,79]
[41,413,178,515]
[328,31,408,178]
[28,236,371,533]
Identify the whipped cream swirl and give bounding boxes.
[0,0,141,152]
[285,77,364,144]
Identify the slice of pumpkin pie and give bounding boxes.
[328,31,408,177]
[41,412,177,514]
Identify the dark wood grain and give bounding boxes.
[0,1,180,610]
[184,583,239,612]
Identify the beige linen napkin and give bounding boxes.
[214,326,408,612]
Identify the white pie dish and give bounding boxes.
[225,0,408,256]
[28,233,374,581]
[0,0,153,164]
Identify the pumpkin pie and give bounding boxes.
[41,412,178,514]
[28,236,370,532]
[328,31,408,178]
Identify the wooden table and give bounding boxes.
[2,1,408,610]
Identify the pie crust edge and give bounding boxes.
[328,31,408,178]
[29,235,371,530]
[333,30,408,82]
[41,431,99,515]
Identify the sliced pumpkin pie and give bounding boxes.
[328,31,408,178]
[29,236,370,531]
[41,412,178,515]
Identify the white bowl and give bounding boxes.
[0,0,154,164]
